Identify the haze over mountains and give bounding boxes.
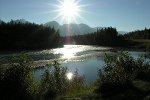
[44,21,128,36]
[1,19,127,36]
[44,21,99,36]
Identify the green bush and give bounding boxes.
[39,61,68,99]
[68,68,85,91]
[96,52,150,100]
[0,55,85,100]
[0,53,37,100]
[39,61,85,100]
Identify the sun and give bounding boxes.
[58,0,81,23]
[39,0,88,24]
[60,0,79,20]
[53,0,86,23]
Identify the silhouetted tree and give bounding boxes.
[0,20,60,50]
[62,27,126,46]
[124,28,150,39]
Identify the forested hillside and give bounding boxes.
[63,27,126,46]
[124,28,150,39]
[0,20,60,50]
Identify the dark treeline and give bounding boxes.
[0,20,60,51]
[124,28,150,39]
[62,27,126,47]
[0,19,149,51]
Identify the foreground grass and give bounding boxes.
[133,80,150,92]
[55,85,97,100]
[131,39,150,51]
[56,79,150,100]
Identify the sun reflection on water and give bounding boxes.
[66,72,73,80]
[52,45,111,60]
[60,45,81,59]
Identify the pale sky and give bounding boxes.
[0,0,150,31]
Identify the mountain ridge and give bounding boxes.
[44,21,101,36]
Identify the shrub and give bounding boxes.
[39,61,85,100]
[96,52,150,100]
[0,55,85,100]
[0,53,37,100]
[69,68,85,91]
[39,61,68,99]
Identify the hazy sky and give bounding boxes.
[0,0,150,31]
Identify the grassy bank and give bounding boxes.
[130,39,150,51]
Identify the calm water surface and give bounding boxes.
[0,45,149,84]
[33,45,149,85]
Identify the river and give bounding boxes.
[0,45,149,84]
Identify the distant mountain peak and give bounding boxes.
[45,21,60,29]
[44,21,97,36]
[10,19,30,24]
[118,31,128,34]
[0,19,3,23]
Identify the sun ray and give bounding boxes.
[55,0,87,23]
[51,13,63,21]
[37,0,89,24]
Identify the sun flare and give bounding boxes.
[58,0,81,23]
[50,0,87,24]
[60,0,79,19]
